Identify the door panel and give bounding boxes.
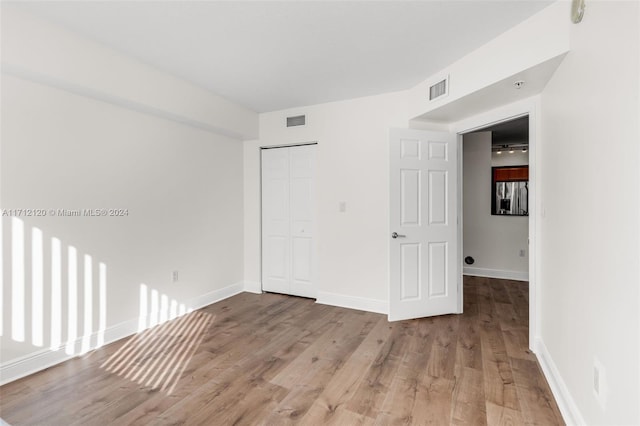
[291,181,312,223]
[291,235,313,296]
[400,243,421,300]
[428,242,447,297]
[401,138,421,159]
[428,170,447,225]
[400,169,421,226]
[289,145,315,298]
[265,236,288,293]
[292,237,312,280]
[262,144,316,299]
[262,148,291,295]
[389,129,459,321]
[428,140,448,160]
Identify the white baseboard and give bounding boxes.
[463,266,529,282]
[0,346,76,388]
[187,281,244,311]
[316,291,388,315]
[243,280,263,294]
[0,281,244,386]
[534,337,586,426]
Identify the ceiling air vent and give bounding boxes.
[286,115,306,127]
[429,76,449,101]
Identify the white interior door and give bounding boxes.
[389,128,459,321]
[262,144,316,298]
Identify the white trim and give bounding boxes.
[451,97,535,134]
[1,348,72,387]
[0,281,244,386]
[316,291,388,315]
[463,267,528,282]
[535,337,586,426]
[457,134,464,314]
[187,282,244,311]
[0,318,138,387]
[243,280,263,294]
[452,96,539,352]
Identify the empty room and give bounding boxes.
[1,1,639,425]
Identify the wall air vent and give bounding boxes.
[286,115,306,127]
[429,76,449,101]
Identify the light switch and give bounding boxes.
[339,201,346,213]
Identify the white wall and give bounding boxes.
[407,2,639,422]
[1,9,247,383]
[463,132,528,280]
[244,91,410,312]
[1,6,258,139]
[408,1,570,120]
[3,5,639,424]
[539,1,640,424]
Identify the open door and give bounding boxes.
[389,128,459,321]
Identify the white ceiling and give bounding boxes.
[14,1,553,113]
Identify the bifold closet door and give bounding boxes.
[261,144,316,298]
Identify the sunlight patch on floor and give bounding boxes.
[100,310,213,394]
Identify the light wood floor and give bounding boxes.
[0,277,564,425]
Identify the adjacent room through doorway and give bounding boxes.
[462,116,530,284]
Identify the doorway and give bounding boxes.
[454,102,538,351]
[462,116,530,282]
[261,143,317,299]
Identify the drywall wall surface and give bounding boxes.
[463,132,528,278]
[540,1,640,424]
[1,74,244,370]
[409,1,569,120]
[1,6,258,139]
[242,139,261,295]
[244,91,410,307]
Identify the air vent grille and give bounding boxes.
[286,115,306,127]
[429,77,448,101]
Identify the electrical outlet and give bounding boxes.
[172,270,179,283]
[593,357,607,409]
[519,249,526,257]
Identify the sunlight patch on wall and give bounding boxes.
[50,237,62,350]
[150,289,159,328]
[2,217,108,357]
[97,262,107,348]
[160,294,169,324]
[66,246,78,355]
[11,218,25,343]
[137,284,190,333]
[138,284,148,332]
[81,254,93,354]
[31,227,44,347]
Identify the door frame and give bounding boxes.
[259,141,318,295]
[452,96,539,352]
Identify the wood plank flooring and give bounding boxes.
[0,277,564,425]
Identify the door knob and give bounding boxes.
[391,232,406,239]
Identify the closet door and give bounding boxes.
[261,145,316,298]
